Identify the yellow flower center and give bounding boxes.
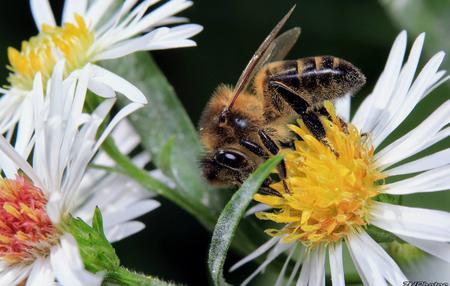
[0,176,58,265]
[255,102,384,246]
[7,14,94,91]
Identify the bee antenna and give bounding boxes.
[227,5,296,112]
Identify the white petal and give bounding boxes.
[94,24,202,60]
[398,234,450,263]
[245,203,272,217]
[404,253,450,282]
[101,200,160,228]
[334,93,351,122]
[229,236,280,272]
[296,250,311,286]
[384,165,450,195]
[373,51,445,148]
[94,102,144,153]
[0,266,32,285]
[61,99,116,199]
[105,221,146,242]
[370,202,450,242]
[14,97,34,157]
[351,93,373,131]
[111,119,142,154]
[0,92,26,134]
[62,0,87,24]
[87,79,116,99]
[386,148,450,176]
[297,245,326,286]
[50,234,103,286]
[352,31,407,132]
[30,0,56,30]
[46,192,63,224]
[89,65,147,104]
[347,231,406,286]
[329,242,345,286]
[85,0,116,28]
[274,244,297,286]
[376,100,450,169]
[0,135,42,187]
[240,240,293,286]
[286,250,303,286]
[26,258,55,286]
[113,0,193,43]
[370,33,425,146]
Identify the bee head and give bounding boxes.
[200,149,255,187]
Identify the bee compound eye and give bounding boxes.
[215,150,246,169]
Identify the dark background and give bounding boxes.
[0,1,448,285]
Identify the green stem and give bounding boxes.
[101,137,216,230]
[104,267,178,286]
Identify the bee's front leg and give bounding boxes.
[258,129,291,194]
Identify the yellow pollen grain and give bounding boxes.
[15,231,29,241]
[19,203,38,222]
[0,234,11,244]
[255,101,384,246]
[3,203,21,219]
[6,14,94,91]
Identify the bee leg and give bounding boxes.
[302,112,326,141]
[259,177,282,197]
[279,140,296,149]
[258,130,291,194]
[240,139,268,158]
[269,81,308,115]
[269,81,327,141]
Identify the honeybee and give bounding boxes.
[199,6,365,191]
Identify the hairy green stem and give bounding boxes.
[101,137,216,230]
[104,267,179,286]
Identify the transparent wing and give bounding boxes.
[228,6,298,110]
[265,27,301,64]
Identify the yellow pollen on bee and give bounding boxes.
[7,14,94,91]
[255,101,384,246]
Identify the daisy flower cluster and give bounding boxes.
[0,0,201,285]
[1,0,202,134]
[233,32,450,285]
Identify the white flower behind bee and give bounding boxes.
[234,31,450,285]
[0,0,202,134]
[0,63,159,285]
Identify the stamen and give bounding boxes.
[255,101,384,246]
[0,176,58,265]
[7,14,94,91]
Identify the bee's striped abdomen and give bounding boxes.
[261,56,366,108]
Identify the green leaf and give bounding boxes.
[100,53,212,205]
[208,156,283,286]
[92,207,105,236]
[65,210,120,273]
[158,135,176,176]
[67,208,181,286]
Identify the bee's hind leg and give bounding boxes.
[269,80,326,142]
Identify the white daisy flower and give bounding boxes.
[0,64,159,285]
[232,31,450,285]
[0,0,202,132]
